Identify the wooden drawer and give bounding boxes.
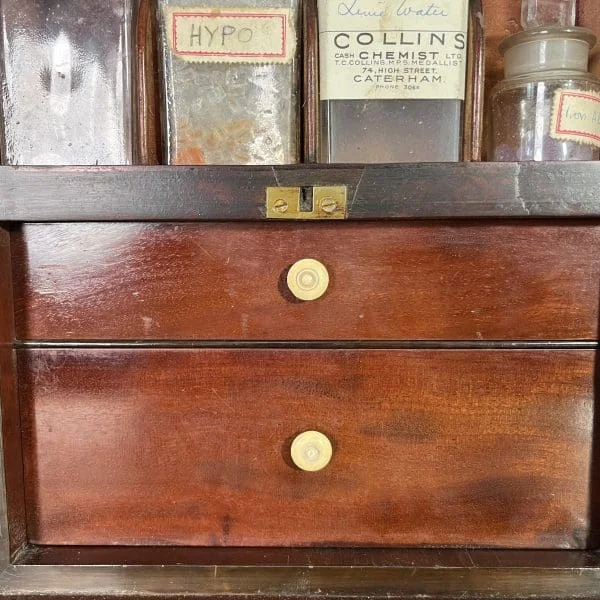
[19,348,593,548]
[13,222,600,341]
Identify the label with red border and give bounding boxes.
[551,89,600,148]
[166,6,295,63]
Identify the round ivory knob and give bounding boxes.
[290,431,333,472]
[287,259,329,301]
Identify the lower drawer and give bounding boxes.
[19,348,594,548]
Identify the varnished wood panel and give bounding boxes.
[2,164,600,221]
[0,226,26,557]
[4,562,600,600]
[464,0,485,161]
[136,0,161,165]
[13,222,600,341]
[19,348,594,547]
[16,546,600,567]
[303,0,319,163]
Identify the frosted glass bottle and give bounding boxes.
[317,0,471,163]
[156,0,300,165]
[489,0,600,161]
[0,0,138,165]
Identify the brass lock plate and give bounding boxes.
[266,186,347,220]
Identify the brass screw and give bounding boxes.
[320,197,337,213]
[273,198,288,213]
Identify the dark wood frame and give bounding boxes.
[1,162,600,221]
[2,163,600,598]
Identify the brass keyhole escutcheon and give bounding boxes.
[266,186,347,219]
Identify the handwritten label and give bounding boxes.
[551,90,600,148]
[167,6,295,63]
[318,0,469,101]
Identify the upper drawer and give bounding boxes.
[12,222,600,341]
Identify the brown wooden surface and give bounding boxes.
[5,562,600,600]
[19,348,594,548]
[0,226,26,558]
[464,0,485,162]
[136,0,161,165]
[303,0,319,163]
[13,222,600,341]
[15,546,600,567]
[0,7,600,591]
[2,164,600,221]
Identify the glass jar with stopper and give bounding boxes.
[489,0,600,161]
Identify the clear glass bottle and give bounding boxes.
[489,0,600,161]
[0,0,138,166]
[156,0,300,165]
[317,0,471,163]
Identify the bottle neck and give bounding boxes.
[501,27,596,78]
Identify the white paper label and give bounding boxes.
[167,6,295,63]
[318,0,469,101]
[550,89,600,148]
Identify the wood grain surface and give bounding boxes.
[19,348,594,548]
[136,0,161,166]
[0,226,27,557]
[16,546,600,567]
[12,222,600,341]
[5,562,600,600]
[303,0,319,163]
[464,0,485,162]
[3,164,600,221]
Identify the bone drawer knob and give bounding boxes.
[290,431,333,472]
[287,259,329,301]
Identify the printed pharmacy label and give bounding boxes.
[318,0,469,101]
[167,6,295,63]
[551,89,600,148]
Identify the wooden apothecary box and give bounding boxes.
[1,163,600,600]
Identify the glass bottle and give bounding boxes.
[489,0,600,161]
[156,0,300,165]
[0,0,138,166]
[317,0,471,163]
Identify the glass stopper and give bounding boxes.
[521,0,576,29]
